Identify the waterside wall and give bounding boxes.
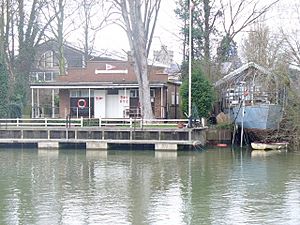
[0,127,208,151]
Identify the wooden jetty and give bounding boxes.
[0,118,207,151]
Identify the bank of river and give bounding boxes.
[0,147,300,224]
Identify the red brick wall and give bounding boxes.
[153,88,161,118]
[59,89,70,118]
[56,61,168,83]
[55,61,170,118]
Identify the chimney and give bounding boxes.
[127,51,133,62]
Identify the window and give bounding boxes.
[150,89,155,98]
[130,89,154,98]
[130,90,139,98]
[107,89,119,95]
[70,89,94,97]
[171,92,179,105]
[39,51,54,68]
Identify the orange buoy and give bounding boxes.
[216,143,228,147]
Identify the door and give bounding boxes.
[94,90,106,118]
[106,94,121,118]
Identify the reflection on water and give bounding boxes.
[86,150,108,160]
[155,151,177,159]
[251,149,287,158]
[38,149,59,158]
[0,148,300,225]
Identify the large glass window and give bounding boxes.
[39,51,54,68]
[171,92,179,105]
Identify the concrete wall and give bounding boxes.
[206,129,232,144]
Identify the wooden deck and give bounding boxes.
[0,118,207,150]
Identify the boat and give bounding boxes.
[230,104,283,129]
[215,62,286,130]
[251,142,288,150]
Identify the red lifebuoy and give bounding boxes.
[77,99,87,108]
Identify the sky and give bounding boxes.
[92,0,183,63]
[78,0,299,65]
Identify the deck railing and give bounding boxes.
[0,118,204,129]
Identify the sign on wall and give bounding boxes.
[119,95,129,104]
[95,64,128,74]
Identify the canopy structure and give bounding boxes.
[214,62,273,87]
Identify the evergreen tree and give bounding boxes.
[0,59,8,118]
[180,62,215,118]
[217,34,238,63]
[0,3,8,118]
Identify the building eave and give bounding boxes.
[214,62,273,87]
[30,82,167,89]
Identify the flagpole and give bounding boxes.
[240,81,246,148]
[188,0,193,118]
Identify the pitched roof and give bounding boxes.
[214,62,272,87]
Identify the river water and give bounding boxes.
[0,147,300,225]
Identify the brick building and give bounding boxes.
[30,42,181,119]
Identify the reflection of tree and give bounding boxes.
[2,149,300,224]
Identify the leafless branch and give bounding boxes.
[220,0,281,40]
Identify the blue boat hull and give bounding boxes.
[230,104,283,129]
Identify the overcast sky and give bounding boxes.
[92,0,183,63]
[80,0,299,64]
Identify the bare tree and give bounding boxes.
[242,21,300,146]
[0,0,59,112]
[51,0,67,75]
[243,22,286,69]
[43,0,79,75]
[76,0,113,63]
[220,0,280,41]
[0,1,10,117]
[14,0,56,104]
[0,0,14,82]
[242,22,290,102]
[215,0,281,70]
[111,0,162,119]
[279,2,300,146]
[281,2,300,66]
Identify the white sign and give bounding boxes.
[106,64,116,70]
[95,69,128,74]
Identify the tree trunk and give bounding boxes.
[58,0,66,75]
[0,2,9,117]
[115,0,161,119]
[130,27,153,119]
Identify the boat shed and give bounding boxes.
[214,62,288,130]
[30,60,177,119]
[214,62,286,111]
